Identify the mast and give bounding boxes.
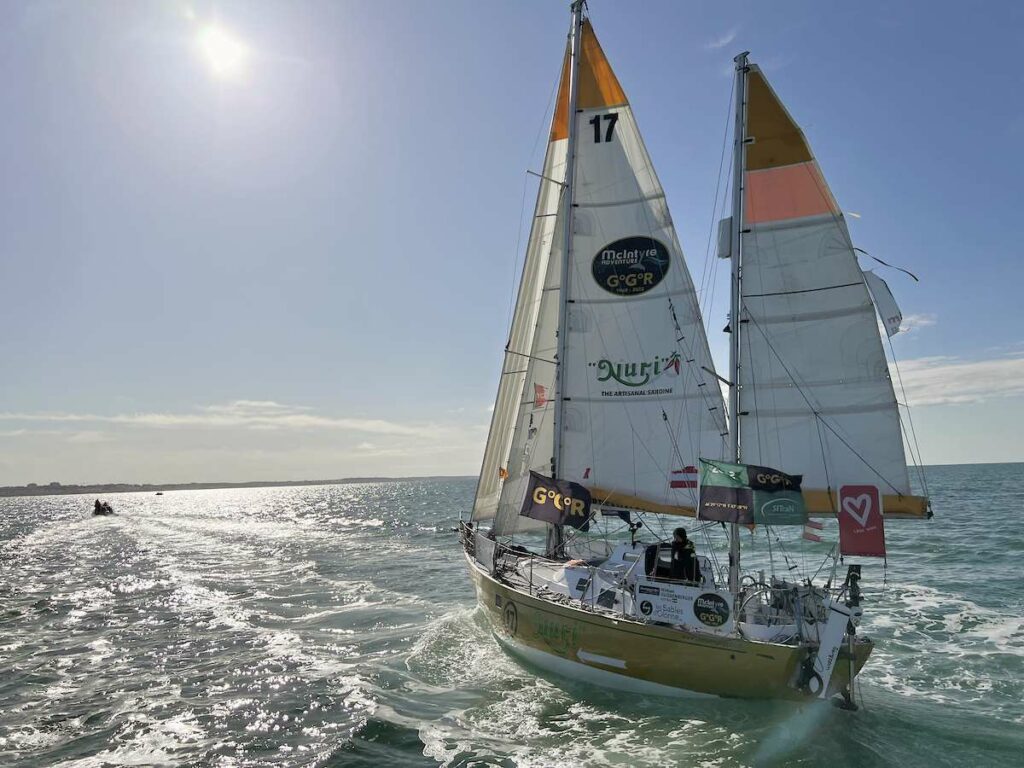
[553,0,583,480]
[727,52,750,596]
[548,0,584,557]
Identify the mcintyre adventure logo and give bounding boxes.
[592,236,671,296]
[590,352,681,388]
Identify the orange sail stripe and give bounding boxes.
[551,20,628,141]
[745,161,838,224]
[745,67,813,171]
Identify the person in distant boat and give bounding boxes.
[670,527,701,583]
[93,499,114,516]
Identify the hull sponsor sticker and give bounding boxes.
[694,593,731,627]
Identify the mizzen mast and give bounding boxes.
[727,52,750,596]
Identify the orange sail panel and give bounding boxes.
[551,20,628,141]
[744,68,838,224]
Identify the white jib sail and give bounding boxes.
[470,136,566,526]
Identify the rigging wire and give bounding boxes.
[505,70,562,334]
[853,247,919,282]
[696,74,736,318]
[743,310,903,496]
[886,334,931,502]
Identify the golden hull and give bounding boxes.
[467,557,871,701]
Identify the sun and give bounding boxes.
[197,25,248,79]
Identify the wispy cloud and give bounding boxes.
[900,313,936,333]
[0,400,443,438]
[878,311,937,338]
[706,29,737,50]
[66,431,111,444]
[893,353,1024,406]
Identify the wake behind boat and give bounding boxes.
[461,2,930,705]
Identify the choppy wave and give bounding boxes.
[1,468,1022,766]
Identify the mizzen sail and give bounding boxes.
[736,65,926,517]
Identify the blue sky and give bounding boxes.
[1,0,1021,485]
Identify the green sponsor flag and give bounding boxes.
[699,459,807,526]
[699,459,753,524]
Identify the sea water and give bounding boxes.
[0,464,1021,767]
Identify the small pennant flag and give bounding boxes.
[583,467,591,479]
[670,465,698,489]
[534,384,548,408]
[498,467,509,480]
[802,518,824,542]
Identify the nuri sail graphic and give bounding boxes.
[474,19,727,536]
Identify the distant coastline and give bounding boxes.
[0,477,473,499]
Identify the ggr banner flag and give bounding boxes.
[698,459,807,526]
[519,471,592,531]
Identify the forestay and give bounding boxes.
[736,65,926,516]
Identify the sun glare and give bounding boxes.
[198,25,248,79]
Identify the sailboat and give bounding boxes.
[460,2,930,703]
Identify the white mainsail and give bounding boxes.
[476,20,727,536]
[735,65,925,516]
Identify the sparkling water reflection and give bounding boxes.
[0,468,1021,766]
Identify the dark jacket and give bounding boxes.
[670,540,701,583]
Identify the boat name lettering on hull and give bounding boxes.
[532,614,581,655]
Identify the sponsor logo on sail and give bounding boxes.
[592,236,671,296]
[590,352,680,388]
